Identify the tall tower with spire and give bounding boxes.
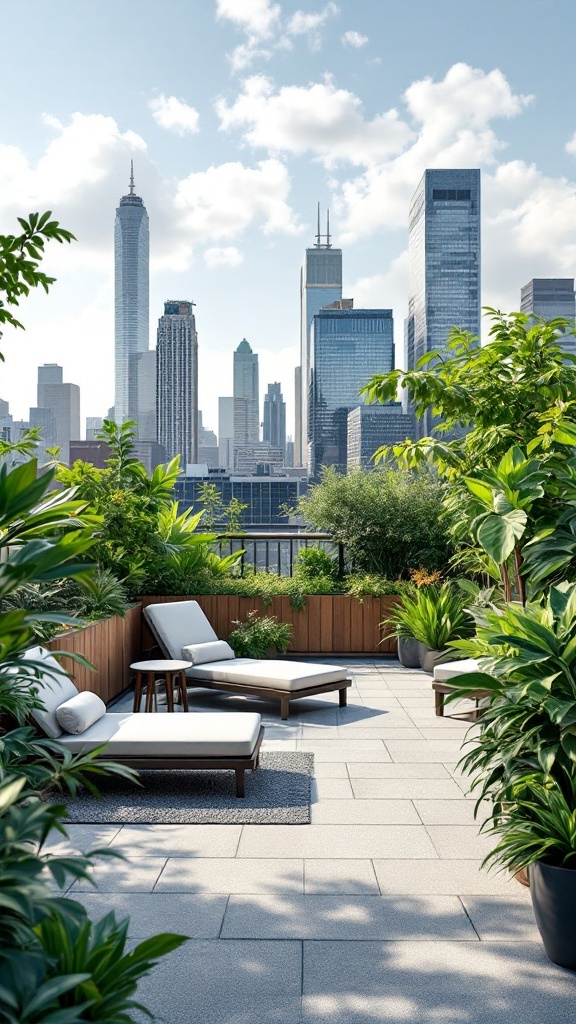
[114,162,150,426]
[296,205,342,468]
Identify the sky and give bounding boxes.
[1,0,575,438]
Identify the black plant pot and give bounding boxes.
[397,636,420,668]
[529,861,576,970]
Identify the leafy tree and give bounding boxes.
[293,465,453,578]
[0,211,75,352]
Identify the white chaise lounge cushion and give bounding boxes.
[182,640,235,665]
[186,659,348,692]
[56,691,106,734]
[145,600,218,656]
[433,658,479,682]
[58,711,262,758]
[21,646,79,738]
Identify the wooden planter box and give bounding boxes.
[46,604,142,703]
[140,595,398,657]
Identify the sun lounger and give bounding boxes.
[21,646,263,796]
[432,657,490,720]
[144,600,351,719]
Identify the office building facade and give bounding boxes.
[347,403,415,470]
[156,300,198,466]
[406,169,481,437]
[30,363,80,464]
[114,164,150,426]
[218,396,235,470]
[263,382,286,454]
[309,308,394,478]
[520,278,576,356]
[233,339,259,453]
[175,472,308,528]
[297,211,342,467]
[135,349,157,440]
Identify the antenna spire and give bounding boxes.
[129,160,135,195]
[315,202,321,247]
[326,208,331,248]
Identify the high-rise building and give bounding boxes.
[30,363,80,464]
[520,278,576,356]
[263,382,286,456]
[85,416,103,440]
[347,403,415,470]
[406,169,481,438]
[298,207,343,467]
[156,300,198,467]
[218,397,235,470]
[114,162,149,426]
[135,349,157,440]
[309,308,394,478]
[294,366,302,467]
[233,339,259,455]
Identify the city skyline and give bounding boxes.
[1,1,576,434]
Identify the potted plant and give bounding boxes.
[382,581,472,672]
[227,609,293,659]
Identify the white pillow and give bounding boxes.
[182,640,236,665]
[56,691,106,734]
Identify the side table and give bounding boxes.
[131,660,190,713]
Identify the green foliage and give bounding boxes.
[0,212,75,344]
[227,610,293,658]
[196,482,249,532]
[382,582,472,649]
[293,466,453,577]
[293,546,340,587]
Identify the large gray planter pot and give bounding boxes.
[418,644,452,674]
[397,636,421,668]
[530,861,576,970]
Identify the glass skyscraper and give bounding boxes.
[156,301,198,467]
[114,164,149,426]
[233,339,259,450]
[309,308,394,478]
[263,382,286,454]
[297,211,342,468]
[406,169,480,438]
[520,278,576,357]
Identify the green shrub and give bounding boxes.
[382,582,472,648]
[227,610,293,657]
[293,466,453,578]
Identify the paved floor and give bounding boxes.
[46,660,576,1022]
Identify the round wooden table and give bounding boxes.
[131,660,190,713]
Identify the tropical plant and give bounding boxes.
[227,610,293,658]
[293,546,340,584]
[293,465,453,577]
[382,582,472,649]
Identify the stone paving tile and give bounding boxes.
[221,894,477,940]
[108,824,242,858]
[460,896,540,941]
[136,940,303,1024]
[238,824,438,859]
[261,739,299,751]
[302,940,576,1024]
[304,859,379,894]
[338,708,414,725]
[311,799,420,825]
[386,740,466,762]
[71,856,167,892]
[336,727,425,740]
[414,798,491,825]
[426,825,497,860]
[298,742,392,762]
[76,892,228,937]
[300,725,342,739]
[347,762,452,779]
[312,777,354,799]
[155,857,304,894]
[42,824,123,854]
[312,761,348,778]
[351,777,465,800]
[373,859,532,897]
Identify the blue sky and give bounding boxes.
[1,0,575,436]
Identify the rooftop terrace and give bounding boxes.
[44,658,576,1024]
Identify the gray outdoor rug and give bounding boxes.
[57,752,314,825]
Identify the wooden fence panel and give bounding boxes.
[47,605,142,703]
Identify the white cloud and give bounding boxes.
[215,0,337,70]
[175,158,300,240]
[341,29,368,47]
[286,3,339,50]
[217,74,412,167]
[566,132,576,155]
[204,245,244,267]
[215,0,281,39]
[149,94,200,135]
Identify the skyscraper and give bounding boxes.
[406,169,481,438]
[135,349,157,441]
[233,339,259,451]
[29,363,80,464]
[114,162,149,426]
[298,207,342,467]
[156,301,198,467]
[520,279,576,356]
[263,382,286,455]
[218,396,235,470]
[308,308,394,478]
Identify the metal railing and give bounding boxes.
[215,532,344,577]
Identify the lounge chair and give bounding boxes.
[144,600,351,720]
[432,658,490,720]
[21,646,264,796]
